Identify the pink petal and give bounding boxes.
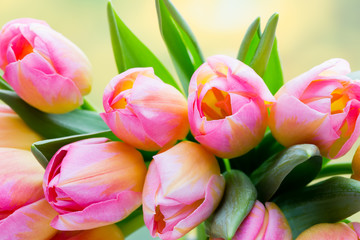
[51,190,142,231]
[263,202,292,240]
[296,223,357,240]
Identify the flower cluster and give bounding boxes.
[2,3,360,240]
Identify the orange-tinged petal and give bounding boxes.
[296,223,357,240]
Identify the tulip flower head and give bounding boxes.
[188,55,275,158]
[269,58,360,159]
[142,141,225,240]
[43,138,147,230]
[51,224,124,240]
[0,18,92,113]
[0,148,58,240]
[212,201,291,240]
[101,67,189,151]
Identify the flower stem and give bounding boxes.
[316,163,353,179]
[223,158,232,172]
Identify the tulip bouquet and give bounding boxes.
[2,1,360,240]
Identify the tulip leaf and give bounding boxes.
[32,130,156,168]
[250,13,279,77]
[107,1,183,93]
[0,89,109,139]
[205,170,257,240]
[0,76,13,91]
[274,177,360,238]
[155,0,204,95]
[250,144,322,202]
[237,17,261,64]
[115,207,144,237]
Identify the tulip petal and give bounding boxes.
[157,175,225,240]
[129,75,188,147]
[269,94,339,154]
[263,202,292,240]
[51,224,124,240]
[0,199,58,240]
[51,190,142,230]
[296,223,357,240]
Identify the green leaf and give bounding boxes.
[156,0,204,95]
[0,75,13,91]
[274,177,360,238]
[237,17,261,64]
[0,89,109,139]
[205,170,257,239]
[251,144,322,202]
[316,163,353,179]
[31,130,118,168]
[249,13,279,77]
[262,37,283,94]
[107,1,182,93]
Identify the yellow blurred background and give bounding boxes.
[2,0,360,238]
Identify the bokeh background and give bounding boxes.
[2,0,360,238]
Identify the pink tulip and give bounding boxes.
[188,55,275,158]
[43,138,147,230]
[212,201,291,240]
[0,147,58,240]
[0,104,42,150]
[296,222,359,240]
[51,224,124,240]
[101,68,189,151]
[142,141,225,240]
[0,18,92,113]
[269,58,360,159]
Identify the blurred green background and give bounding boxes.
[2,0,360,238]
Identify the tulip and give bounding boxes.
[188,55,275,158]
[51,224,124,240]
[43,138,147,230]
[101,67,189,151]
[142,141,225,240]
[0,104,42,150]
[0,147,58,240]
[351,145,360,181]
[269,58,360,159]
[211,201,292,240]
[0,18,92,113]
[296,222,359,240]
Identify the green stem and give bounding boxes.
[223,158,232,172]
[0,76,13,91]
[316,163,352,179]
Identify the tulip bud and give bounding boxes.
[142,141,225,240]
[188,55,275,158]
[43,138,147,230]
[269,58,360,159]
[0,18,92,113]
[101,68,189,151]
[296,223,358,240]
[51,224,124,240]
[0,104,42,150]
[351,145,360,181]
[0,148,58,240]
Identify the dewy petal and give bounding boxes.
[4,55,83,114]
[0,148,44,214]
[0,199,58,240]
[278,58,351,99]
[0,105,42,150]
[233,200,265,240]
[51,190,142,231]
[296,223,357,240]
[154,142,220,204]
[157,175,225,240]
[269,94,338,153]
[263,202,292,240]
[129,74,189,147]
